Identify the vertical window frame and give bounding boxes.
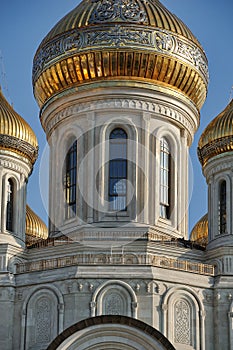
[6,178,14,232]
[64,140,77,219]
[219,180,227,234]
[108,128,128,212]
[160,137,171,219]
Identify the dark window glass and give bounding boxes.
[6,179,14,231]
[160,138,170,219]
[64,141,77,219]
[219,181,227,234]
[109,128,127,211]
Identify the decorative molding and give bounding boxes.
[43,98,196,138]
[33,25,208,84]
[15,252,215,276]
[89,0,148,24]
[0,153,32,177]
[0,134,38,164]
[204,156,233,180]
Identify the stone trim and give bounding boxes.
[43,97,197,139]
[46,315,176,350]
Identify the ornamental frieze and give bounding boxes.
[85,26,151,47]
[42,98,196,138]
[0,135,38,164]
[33,25,208,83]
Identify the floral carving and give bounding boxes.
[90,0,148,24]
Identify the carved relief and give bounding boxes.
[104,293,124,315]
[155,32,174,52]
[35,297,51,343]
[43,98,195,138]
[174,300,191,345]
[33,25,208,84]
[86,26,151,47]
[25,288,61,349]
[89,0,148,24]
[0,134,38,163]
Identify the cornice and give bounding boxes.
[42,96,197,141]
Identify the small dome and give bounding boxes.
[0,90,38,164]
[198,99,233,166]
[190,213,208,247]
[25,205,48,246]
[33,0,208,110]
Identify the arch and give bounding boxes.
[21,285,64,350]
[99,118,138,221]
[108,128,128,211]
[47,315,176,350]
[90,280,137,318]
[6,178,14,231]
[48,122,83,229]
[162,286,205,350]
[159,137,171,219]
[64,139,77,219]
[152,126,180,228]
[210,174,231,240]
[2,174,20,233]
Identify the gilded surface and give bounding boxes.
[90,0,148,24]
[198,100,233,165]
[33,0,208,109]
[26,205,48,244]
[190,213,208,247]
[0,90,38,163]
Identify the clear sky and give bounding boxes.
[0,0,232,233]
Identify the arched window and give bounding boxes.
[109,128,127,211]
[219,180,227,234]
[6,179,14,231]
[64,141,77,219]
[160,138,170,219]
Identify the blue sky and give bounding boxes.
[0,0,233,233]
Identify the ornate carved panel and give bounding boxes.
[174,300,191,345]
[35,297,51,343]
[104,292,124,315]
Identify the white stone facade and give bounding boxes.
[0,85,232,350]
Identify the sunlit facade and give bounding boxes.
[0,1,233,350]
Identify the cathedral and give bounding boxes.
[0,0,233,349]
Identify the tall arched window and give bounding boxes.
[64,141,77,219]
[6,179,14,231]
[109,128,127,211]
[160,138,170,219]
[219,180,227,234]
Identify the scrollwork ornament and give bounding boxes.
[62,32,83,52]
[90,0,148,24]
[155,31,174,52]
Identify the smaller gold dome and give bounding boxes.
[0,90,38,164]
[198,99,233,166]
[25,205,48,246]
[190,213,208,247]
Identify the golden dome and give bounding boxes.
[25,205,48,246]
[198,99,233,166]
[33,0,208,110]
[190,213,208,247]
[0,90,38,164]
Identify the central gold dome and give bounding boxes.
[33,0,208,109]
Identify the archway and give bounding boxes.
[47,315,176,350]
